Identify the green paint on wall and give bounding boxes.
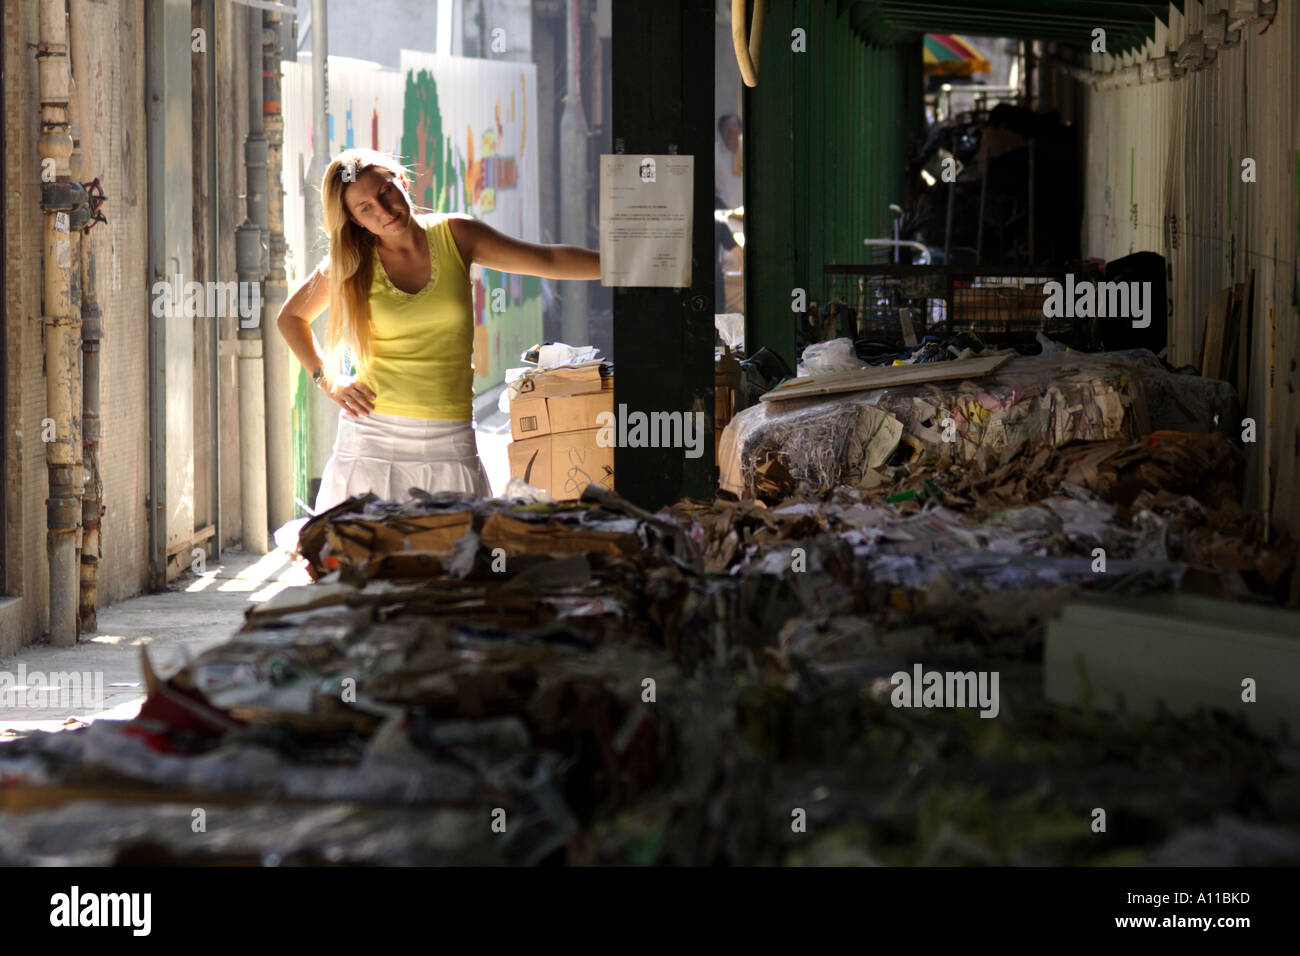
[472,270,543,394]
[292,365,308,515]
[745,7,919,366]
[403,69,461,212]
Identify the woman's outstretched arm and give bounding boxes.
[447,217,600,280]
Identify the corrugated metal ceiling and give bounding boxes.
[846,0,1184,53]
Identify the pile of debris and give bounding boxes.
[720,349,1237,500]
[2,466,1297,863]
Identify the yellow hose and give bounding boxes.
[732,0,767,88]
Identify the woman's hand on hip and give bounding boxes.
[325,379,377,418]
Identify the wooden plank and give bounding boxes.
[0,783,475,815]
[899,308,918,347]
[162,525,217,583]
[1236,270,1255,404]
[1236,271,1258,509]
[0,785,277,815]
[1264,306,1275,539]
[1199,287,1232,380]
[776,348,1016,392]
[1222,282,1244,392]
[761,352,1013,403]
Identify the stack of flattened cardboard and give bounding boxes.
[4,478,1300,865]
[507,361,615,499]
[295,490,647,579]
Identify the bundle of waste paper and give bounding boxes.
[720,349,1236,501]
[0,322,1292,863]
[2,463,1297,863]
[295,488,663,581]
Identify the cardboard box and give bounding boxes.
[508,426,614,501]
[507,434,552,489]
[510,390,613,440]
[549,391,613,434]
[551,427,614,498]
[510,395,551,438]
[479,512,636,557]
[513,361,611,399]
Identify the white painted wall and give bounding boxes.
[1079,1,1299,535]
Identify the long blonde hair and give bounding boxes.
[319,148,418,376]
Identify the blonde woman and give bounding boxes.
[277,148,600,512]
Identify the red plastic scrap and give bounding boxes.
[124,681,244,751]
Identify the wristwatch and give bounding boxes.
[312,366,325,386]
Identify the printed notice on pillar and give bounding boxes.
[599,154,693,287]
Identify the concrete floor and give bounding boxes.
[0,385,515,739]
[0,547,314,738]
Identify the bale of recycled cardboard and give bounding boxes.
[719,350,1237,501]
[718,399,903,500]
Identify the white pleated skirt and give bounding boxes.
[313,409,493,513]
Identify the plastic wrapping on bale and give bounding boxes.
[796,337,867,378]
[1138,364,1241,433]
[721,350,1239,502]
[719,399,903,501]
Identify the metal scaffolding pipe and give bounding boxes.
[943,176,956,265]
[208,0,222,561]
[559,0,590,345]
[236,6,270,553]
[38,0,87,646]
[863,238,931,264]
[262,9,293,532]
[976,139,988,265]
[1027,137,1036,264]
[304,0,334,502]
[71,0,105,634]
[78,203,103,632]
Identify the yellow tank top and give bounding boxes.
[357,215,475,420]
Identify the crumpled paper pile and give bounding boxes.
[2,472,1296,865]
[720,349,1237,500]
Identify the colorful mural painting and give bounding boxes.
[403,69,457,213]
